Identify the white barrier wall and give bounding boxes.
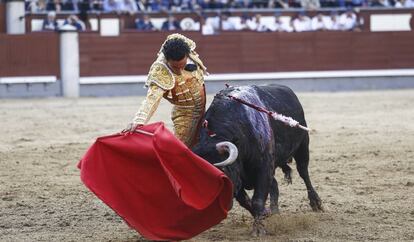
[60,30,80,97]
[370,14,412,31]
[6,0,25,34]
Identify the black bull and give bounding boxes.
[192,85,323,235]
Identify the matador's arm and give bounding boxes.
[132,60,175,125]
[132,84,166,125]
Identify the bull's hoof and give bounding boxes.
[250,219,266,237]
[262,206,279,217]
[310,200,323,212]
[262,207,272,217]
[270,204,280,214]
[308,191,323,211]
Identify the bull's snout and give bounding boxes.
[214,142,238,167]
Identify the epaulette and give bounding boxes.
[145,62,175,90]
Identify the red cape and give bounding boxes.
[78,122,233,241]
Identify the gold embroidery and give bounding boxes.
[145,62,175,90]
[132,84,165,125]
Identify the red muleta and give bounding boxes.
[78,122,233,241]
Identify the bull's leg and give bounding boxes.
[235,189,254,216]
[293,137,323,211]
[281,163,292,184]
[250,170,271,236]
[269,177,279,214]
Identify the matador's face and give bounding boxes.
[167,56,188,75]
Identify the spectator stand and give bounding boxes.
[26,11,99,32]
[23,7,414,35]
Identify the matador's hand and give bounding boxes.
[123,123,143,133]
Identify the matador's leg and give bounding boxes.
[171,106,203,148]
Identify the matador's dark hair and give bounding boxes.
[162,38,191,61]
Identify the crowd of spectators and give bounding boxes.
[31,0,411,32]
[133,8,361,33]
[41,11,86,31]
[27,0,414,13]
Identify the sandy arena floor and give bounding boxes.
[0,89,413,241]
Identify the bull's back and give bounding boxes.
[256,85,304,119]
[255,85,308,163]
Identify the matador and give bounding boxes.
[130,33,207,148]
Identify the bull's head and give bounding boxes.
[192,120,238,167]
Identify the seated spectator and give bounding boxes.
[27,0,47,12]
[320,0,339,7]
[148,0,170,11]
[247,14,269,32]
[395,0,414,7]
[103,0,122,13]
[311,12,328,31]
[169,0,182,10]
[61,14,86,31]
[404,0,413,6]
[42,11,59,31]
[349,0,367,7]
[268,14,293,32]
[394,0,404,6]
[46,0,63,12]
[268,0,289,8]
[120,0,138,14]
[235,0,254,8]
[370,0,391,6]
[199,0,223,9]
[91,0,104,11]
[205,14,220,31]
[251,0,267,8]
[300,0,320,10]
[234,14,250,31]
[78,0,91,13]
[178,0,201,10]
[200,15,216,35]
[221,12,236,31]
[225,0,239,8]
[136,0,146,10]
[135,14,156,31]
[161,15,181,31]
[221,0,233,8]
[339,9,357,31]
[61,0,79,11]
[287,0,301,7]
[325,11,341,31]
[292,12,312,32]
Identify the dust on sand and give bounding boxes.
[1,89,413,241]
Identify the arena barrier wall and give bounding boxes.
[0,32,61,97]
[1,31,414,97]
[79,31,414,76]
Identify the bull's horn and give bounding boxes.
[214,141,238,167]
